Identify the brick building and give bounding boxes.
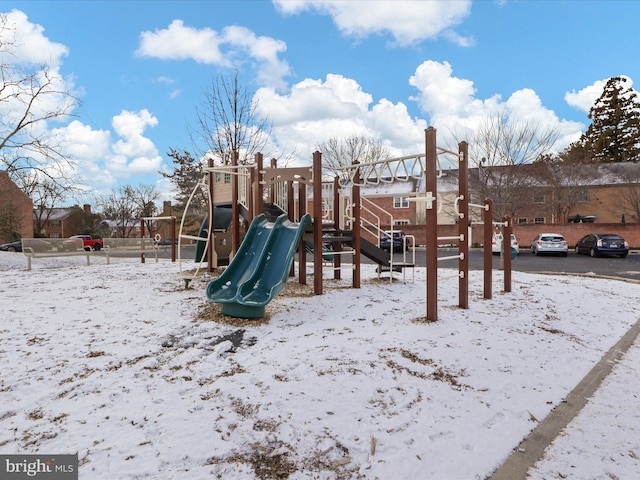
[34,205,92,238]
[0,170,34,243]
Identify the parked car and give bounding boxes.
[21,238,53,253]
[575,233,629,258]
[0,239,51,253]
[492,233,519,256]
[0,240,22,252]
[531,233,568,257]
[379,230,406,253]
[61,234,104,251]
[158,238,177,246]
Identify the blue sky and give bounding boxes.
[4,0,640,207]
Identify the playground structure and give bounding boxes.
[181,127,512,320]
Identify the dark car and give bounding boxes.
[1,239,52,253]
[575,233,629,258]
[379,230,405,253]
[158,238,177,246]
[0,240,22,252]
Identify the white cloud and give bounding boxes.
[136,21,291,90]
[1,10,68,68]
[109,110,163,176]
[48,121,114,192]
[136,20,227,64]
[48,110,164,194]
[255,59,589,168]
[255,74,427,163]
[565,76,639,114]
[272,0,473,46]
[51,120,112,161]
[564,79,608,113]
[408,60,585,155]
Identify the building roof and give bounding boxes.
[35,207,81,221]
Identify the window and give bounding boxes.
[394,219,409,226]
[215,172,222,183]
[576,189,589,202]
[224,173,231,184]
[533,193,545,203]
[49,220,60,227]
[393,196,409,208]
[534,217,545,224]
[517,218,528,225]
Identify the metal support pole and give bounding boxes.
[352,161,361,289]
[425,127,438,321]
[270,158,277,204]
[208,158,215,272]
[333,176,341,280]
[171,216,176,262]
[503,215,512,293]
[231,151,240,254]
[458,141,469,309]
[255,153,264,216]
[288,181,295,277]
[313,151,323,295]
[484,199,493,299]
[140,218,146,264]
[299,182,307,285]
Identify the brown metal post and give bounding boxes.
[288,181,295,277]
[255,153,264,216]
[248,167,255,221]
[425,127,438,321]
[503,215,512,293]
[484,198,493,300]
[140,219,146,263]
[232,151,240,254]
[458,141,469,309]
[171,216,176,262]
[269,158,277,204]
[332,176,341,280]
[352,161,361,289]
[333,176,340,229]
[313,151,323,295]
[207,158,215,272]
[298,182,307,285]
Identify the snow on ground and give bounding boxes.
[1,252,639,479]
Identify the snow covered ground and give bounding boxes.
[1,252,639,479]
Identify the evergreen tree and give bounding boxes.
[159,148,207,216]
[581,76,640,163]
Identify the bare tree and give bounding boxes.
[316,134,391,178]
[0,13,78,188]
[13,167,73,234]
[191,70,272,165]
[608,163,640,222]
[467,110,560,222]
[530,154,595,224]
[131,184,160,235]
[99,184,159,238]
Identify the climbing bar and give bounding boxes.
[469,202,490,211]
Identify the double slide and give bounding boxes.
[206,213,311,318]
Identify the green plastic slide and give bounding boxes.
[205,214,282,303]
[207,213,312,318]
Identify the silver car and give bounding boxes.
[531,233,568,257]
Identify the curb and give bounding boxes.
[488,316,640,479]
